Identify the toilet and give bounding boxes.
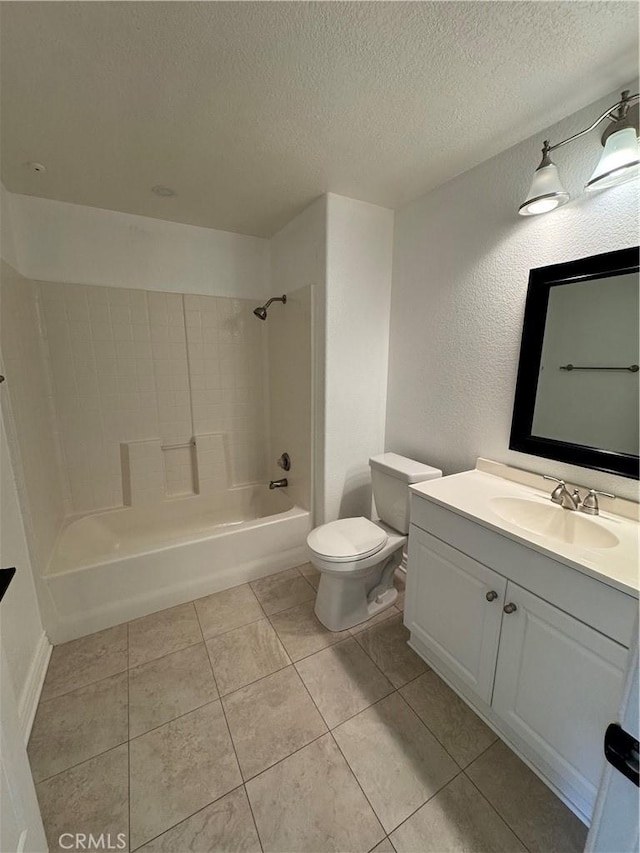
[307,453,442,631]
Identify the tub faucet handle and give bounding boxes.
[277,452,291,472]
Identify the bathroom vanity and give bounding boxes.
[404,458,639,825]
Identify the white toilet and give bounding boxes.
[307,453,442,631]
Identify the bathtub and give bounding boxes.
[44,487,311,643]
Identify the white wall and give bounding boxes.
[324,194,394,521]
[387,84,640,501]
[269,197,326,511]
[7,191,270,298]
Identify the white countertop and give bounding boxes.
[410,464,640,599]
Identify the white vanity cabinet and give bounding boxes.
[405,492,636,823]
[492,581,628,812]
[406,528,506,703]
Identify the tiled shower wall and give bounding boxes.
[38,282,268,513]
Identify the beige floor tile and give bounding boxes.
[390,774,526,853]
[41,623,128,700]
[36,744,129,853]
[401,670,497,767]
[333,693,458,833]
[129,643,218,737]
[129,701,241,849]
[128,602,202,667]
[296,638,393,728]
[206,618,290,695]
[246,733,384,853]
[269,600,350,661]
[250,567,316,615]
[349,605,400,636]
[354,613,428,688]
[29,672,128,782]
[138,787,261,852]
[298,562,321,590]
[466,740,588,853]
[194,584,264,639]
[222,665,327,779]
[370,839,396,853]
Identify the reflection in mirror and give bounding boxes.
[510,247,640,479]
[532,274,639,455]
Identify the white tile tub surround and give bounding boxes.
[195,433,229,496]
[36,282,270,514]
[122,440,165,506]
[184,294,268,488]
[164,445,196,497]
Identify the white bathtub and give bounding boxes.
[44,487,311,643]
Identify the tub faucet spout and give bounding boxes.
[269,478,288,489]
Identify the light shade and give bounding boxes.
[519,160,570,216]
[585,126,640,191]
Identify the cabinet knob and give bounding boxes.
[485,590,498,602]
[503,602,518,614]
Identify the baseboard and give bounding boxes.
[18,630,51,743]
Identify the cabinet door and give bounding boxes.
[406,527,506,703]
[493,582,628,816]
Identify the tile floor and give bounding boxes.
[29,564,588,853]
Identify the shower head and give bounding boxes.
[253,294,286,320]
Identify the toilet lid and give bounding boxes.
[307,517,387,562]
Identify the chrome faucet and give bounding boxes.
[269,478,288,490]
[543,476,581,511]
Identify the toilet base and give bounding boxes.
[313,548,403,632]
[361,584,398,622]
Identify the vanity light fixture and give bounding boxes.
[519,90,639,216]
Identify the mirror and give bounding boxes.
[510,247,639,479]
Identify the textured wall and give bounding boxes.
[324,194,394,521]
[387,84,640,501]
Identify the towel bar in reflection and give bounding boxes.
[559,364,639,373]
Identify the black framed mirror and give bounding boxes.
[510,246,640,479]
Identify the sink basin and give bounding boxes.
[490,497,619,550]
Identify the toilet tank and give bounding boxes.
[369,453,442,534]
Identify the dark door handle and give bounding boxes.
[604,723,639,787]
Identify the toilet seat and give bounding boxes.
[307,517,387,563]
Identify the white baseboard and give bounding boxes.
[18,630,51,743]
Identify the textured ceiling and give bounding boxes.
[1,2,638,237]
